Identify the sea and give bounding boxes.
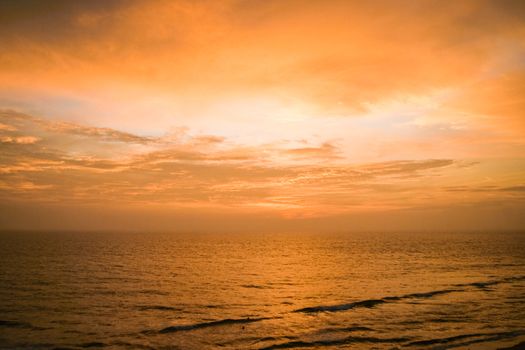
[0,231,524,350]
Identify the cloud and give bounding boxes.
[449,70,525,131]
[0,135,39,144]
[1,0,524,115]
[446,184,525,193]
[42,121,153,144]
[0,2,524,230]
[0,0,130,41]
[1,109,523,231]
[501,185,525,192]
[0,114,501,227]
[283,142,340,160]
[0,110,152,144]
[0,110,470,212]
[0,122,16,131]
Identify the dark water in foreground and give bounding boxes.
[0,231,524,350]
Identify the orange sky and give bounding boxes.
[1,0,525,232]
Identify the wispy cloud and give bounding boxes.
[282,142,340,160]
[0,110,500,217]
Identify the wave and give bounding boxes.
[405,330,525,349]
[406,332,492,347]
[241,284,271,289]
[499,340,525,350]
[259,335,412,349]
[79,342,107,348]
[108,341,156,350]
[317,326,373,334]
[143,274,524,349]
[0,320,49,331]
[155,317,271,334]
[0,320,33,329]
[295,299,385,313]
[136,305,181,311]
[217,335,299,347]
[455,276,525,289]
[259,331,525,350]
[294,289,461,314]
[294,275,524,314]
[396,288,460,299]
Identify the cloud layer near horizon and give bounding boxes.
[1,110,524,230]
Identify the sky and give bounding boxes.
[1,0,525,232]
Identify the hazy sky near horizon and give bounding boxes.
[1,0,525,232]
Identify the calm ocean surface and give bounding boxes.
[0,231,524,350]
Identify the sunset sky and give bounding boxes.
[1,0,524,232]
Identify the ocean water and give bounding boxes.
[0,231,524,350]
